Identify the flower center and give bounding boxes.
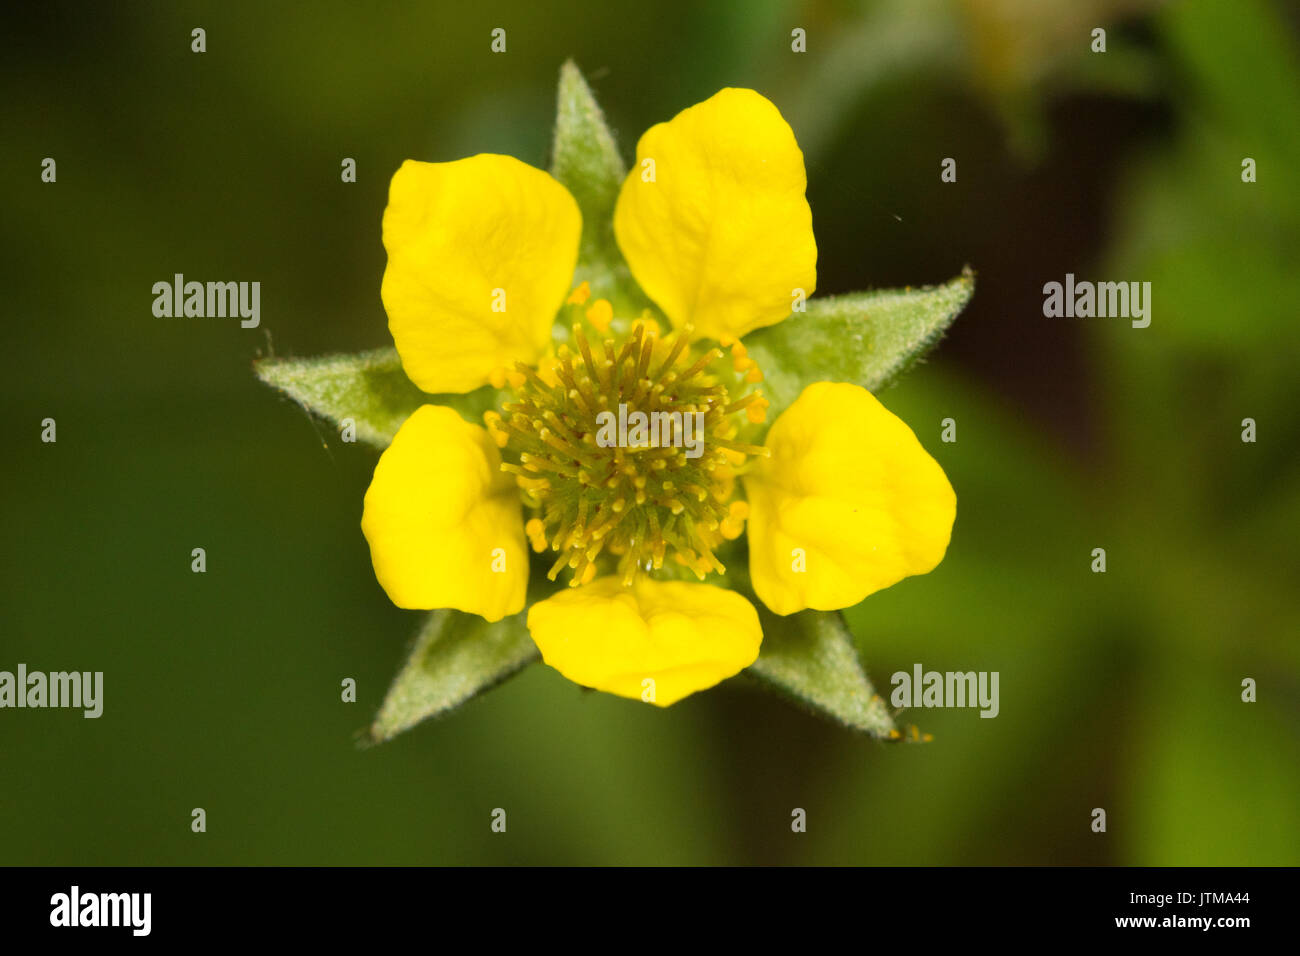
[488,300,769,587]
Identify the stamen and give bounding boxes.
[498,316,770,586]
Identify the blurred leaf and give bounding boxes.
[787,0,962,161]
[1105,0,1300,353]
[255,348,502,448]
[1163,0,1300,173]
[1126,662,1300,864]
[744,269,974,418]
[549,60,649,313]
[369,609,539,743]
[957,0,1164,158]
[747,608,897,737]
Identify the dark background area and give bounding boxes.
[2,0,1297,864]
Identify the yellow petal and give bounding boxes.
[361,405,527,622]
[527,576,762,706]
[381,155,581,393]
[744,382,955,616]
[613,88,816,342]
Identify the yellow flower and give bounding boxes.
[362,404,527,622]
[744,383,956,616]
[362,86,955,706]
[613,89,816,342]
[526,577,761,707]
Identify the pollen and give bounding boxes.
[498,317,769,587]
[566,280,592,305]
[585,298,614,333]
[525,517,549,553]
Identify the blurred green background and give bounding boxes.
[3,0,1297,865]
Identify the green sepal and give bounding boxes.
[549,60,650,315]
[721,557,896,737]
[746,607,897,738]
[743,268,975,419]
[254,347,503,448]
[368,607,538,743]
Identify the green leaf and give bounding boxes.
[746,607,897,737]
[743,268,974,419]
[550,60,648,313]
[255,347,502,449]
[369,608,539,743]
